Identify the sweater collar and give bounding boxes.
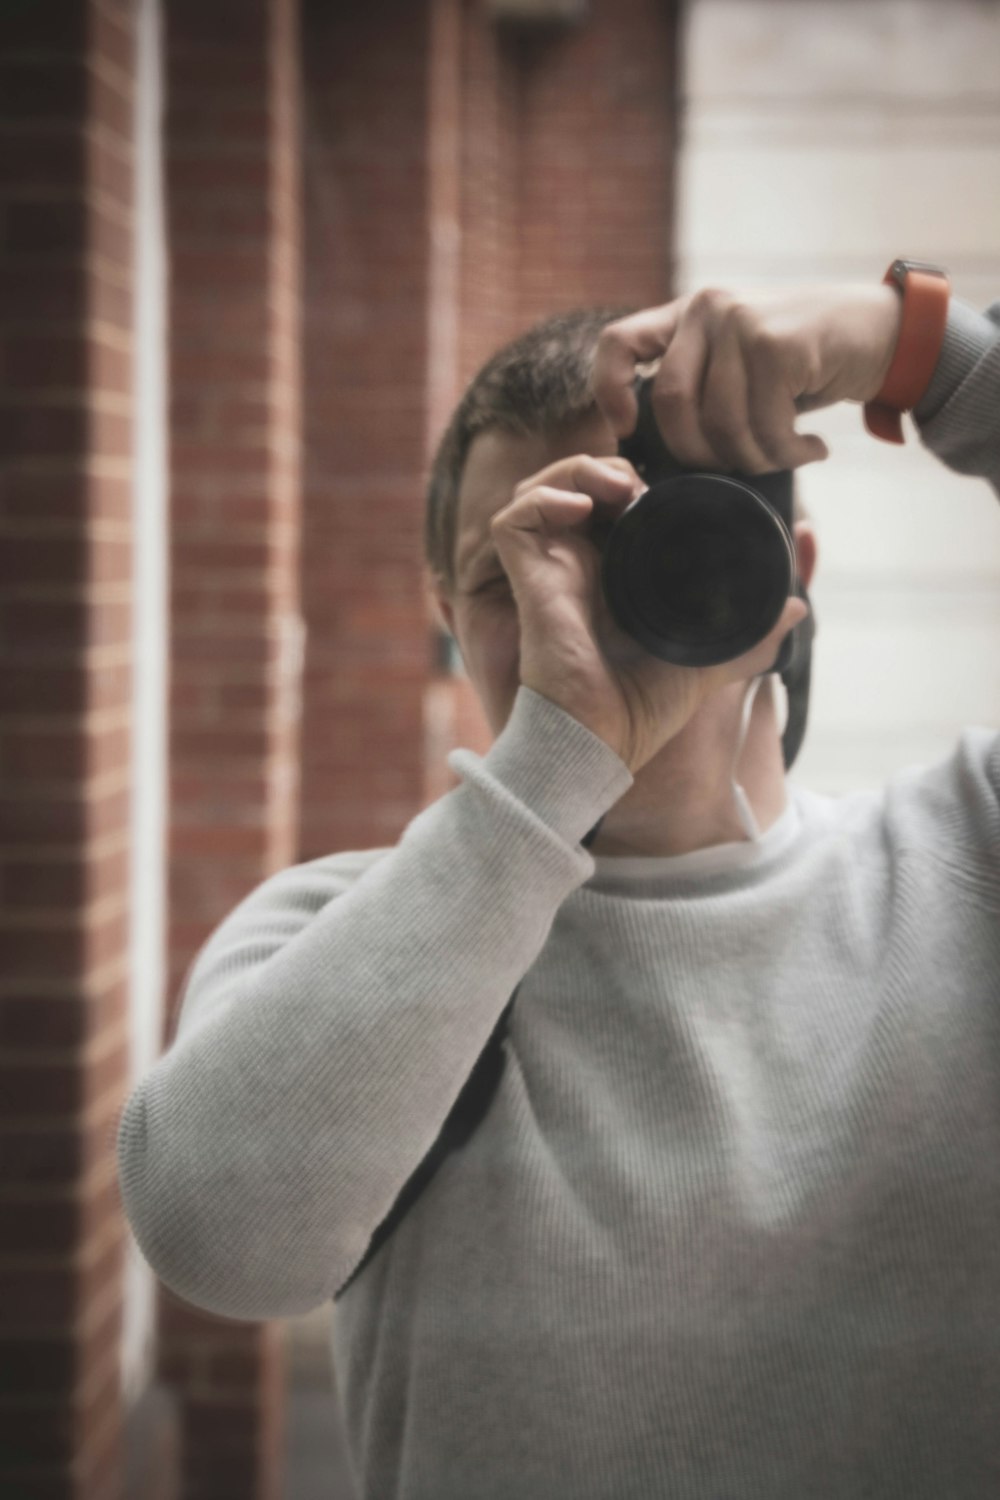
[586,793,802,891]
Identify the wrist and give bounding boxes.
[863,259,950,442]
[859,285,906,402]
[483,686,633,845]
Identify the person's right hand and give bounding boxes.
[489,452,807,775]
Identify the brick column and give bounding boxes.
[299,0,445,856]
[427,0,680,796]
[512,0,678,323]
[161,1,302,1497]
[0,3,134,1498]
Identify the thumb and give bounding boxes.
[591,305,683,436]
[739,595,809,680]
[786,431,829,467]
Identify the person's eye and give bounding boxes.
[476,574,512,596]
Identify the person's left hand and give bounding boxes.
[590,283,904,474]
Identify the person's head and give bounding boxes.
[427,307,817,741]
[426,307,624,734]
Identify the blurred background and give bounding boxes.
[1,1,998,1497]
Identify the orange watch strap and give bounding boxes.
[863,261,950,444]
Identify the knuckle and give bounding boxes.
[747,326,785,369]
[698,391,734,443]
[751,426,786,466]
[690,285,730,318]
[651,379,691,414]
[596,321,629,354]
[604,455,639,482]
[732,302,765,340]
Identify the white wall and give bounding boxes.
[677,0,1000,792]
[121,0,168,1404]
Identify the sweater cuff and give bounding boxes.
[474,686,633,848]
[913,298,1000,427]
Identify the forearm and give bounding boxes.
[914,298,1000,496]
[116,687,631,1320]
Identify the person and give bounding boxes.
[117,274,1000,1499]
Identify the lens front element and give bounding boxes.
[601,474,795,667]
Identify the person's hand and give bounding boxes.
[591,284,904,474]
[489,453,807,774]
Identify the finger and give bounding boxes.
[514,454,637,507]
[591,303,684,435]
[734,596,809,681]
[591,454,646,498]
[700,318,775,474]
[492,485,595,546]
[746,341,829,470]
[647,313,718,469]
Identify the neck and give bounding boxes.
[588,678,788,859]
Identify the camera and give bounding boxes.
[603,376,815,768]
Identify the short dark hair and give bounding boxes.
[424,304,809,593]
[425,306,629,593]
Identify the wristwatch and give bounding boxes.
[863,258,950,444]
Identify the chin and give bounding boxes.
[473,684,517,740]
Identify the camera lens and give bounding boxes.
[601,474,795,667]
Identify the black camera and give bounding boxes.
[603,376,815,769]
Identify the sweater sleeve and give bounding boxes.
[913,297,1000,497]
[115,687,632,1321]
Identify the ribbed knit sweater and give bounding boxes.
[118,300,1000,1499]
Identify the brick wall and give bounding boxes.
[160,0,303,1496]
[0,3,135,1497]
[426,0,680,801]
[511,0,677,324]
[0,3,677,1495]
[299,0,440,858]
[301,0,677,846]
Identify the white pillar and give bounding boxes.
[678,0,1000,791]
[122,0,169,1403]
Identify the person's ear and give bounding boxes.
[792,520,818,592]
[429,578,457,640]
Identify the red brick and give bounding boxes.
[0,843,129,913]
[0,976,127,1052]
[0,1109,121,1191]
[0,260,87,323]
[0,528,88,589]
[1,196,88,256]
[0,1266,122,1397]
[0,466,127,523]
[0,599,131,660]
[0,790,87,848]
[0,331,87,389]
[0,1029,128,1119]
[89,69,133,141]
[0,1164,123,1264]
[0,60,88,123]
[0,1227,124,1336]
[170,824,268,860]
[0,126,87,197]
[88,131,133,208]
[0,401,90,461]
[91,2,135,78]
[1,723,87,781]
[89,268,132,329]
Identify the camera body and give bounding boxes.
[605,376,815,769]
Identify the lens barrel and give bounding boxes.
[600,472,796,667]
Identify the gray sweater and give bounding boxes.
[118,301,1000,1499]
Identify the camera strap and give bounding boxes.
[731,676,764,840]
[335,985,521,1298]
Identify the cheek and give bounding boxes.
[457,604,521,693]
[483,611,520,675]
